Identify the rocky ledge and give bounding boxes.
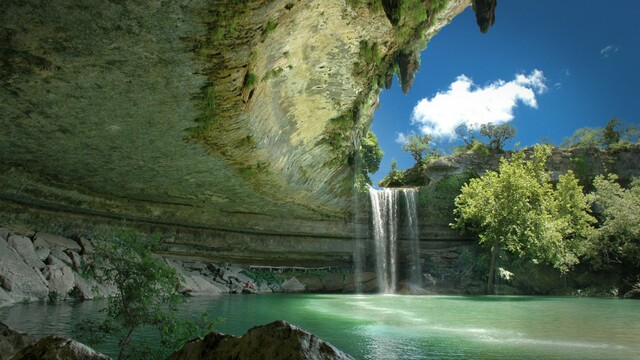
[0,224,381,307]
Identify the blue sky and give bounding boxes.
[370,0,640,186]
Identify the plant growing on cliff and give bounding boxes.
[452,145,595,294]
[401,133,432,163]
[76,230,217,360]
[478,123,515,152]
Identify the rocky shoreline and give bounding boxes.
[0,224,379,308]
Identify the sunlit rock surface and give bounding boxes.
[0,0,470,263]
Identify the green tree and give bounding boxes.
[479,123,516,151]
[360,130,383,175]
[77,230,217,360]
[603,117,621,147]
[402,134,432,163]
[452,145,594,293]
[560,127,603,148]
[588,174,640,269]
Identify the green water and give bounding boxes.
[2,295,639,359]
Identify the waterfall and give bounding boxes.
[368,187,421,293]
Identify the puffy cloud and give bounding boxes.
[411,70,546,138]
[600,45,619,58]
[395,132,409,144]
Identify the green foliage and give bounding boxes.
[359,130,384,176]
[452,145,595,293]
[262,19,278,38]
[479,123,516,151]
[603,118,621,147]
[379,159,406,187]
[243,71,257,90]
[587,174,640,269]
[419,172,475,216]
[76,230,218,360]
[262,67,283,81]
[402,134,432,162]
[561,127,603,149]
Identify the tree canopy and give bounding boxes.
[452,145,594,293]
[401,133,432,162]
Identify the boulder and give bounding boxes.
[281,277,305,293]
[167,320,353,360]
[343,272,377,293]
[46,255,67,267]
[190,275,223,296]
[76,236,94,255]
[72,275,95,300]
[320,273,344,292]
[9,335,110,360]
[7,235,45,270]
[296,274,324,292]
[50,248,74,267]
[0,321,35,360]
[35,247,51,262]
[0,239,48,303]
[68,251,83,272]
[0,228,9,241]
[43,264,75,299]
[33,232,82,252]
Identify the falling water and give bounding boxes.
[368,187,421,293]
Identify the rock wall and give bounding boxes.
[0,0,471,264]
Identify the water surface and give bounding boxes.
[2,294,639,359]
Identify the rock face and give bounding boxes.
[167,320,353,360]
[9,335,110,360]
[0,321,35,360]
[0,0,471,264]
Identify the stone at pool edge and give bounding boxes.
[0,321,35,360]
[9,334,109,360]
[167,320,354,360]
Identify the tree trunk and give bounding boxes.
[488,245,497,294]
[119,328,135,360]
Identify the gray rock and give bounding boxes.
[258,283,273,294]
[35,247,51,262]
[296,274,324,292]
[281,277,305,293]
[321,273,344,292]
[10,335,110,360]
[72,275,95,300]
[33,232,82,252]
[0,274,13,292]
[50,248,74,266]
[76,236,94,255]
[68,251,83,272]
[0,239,48,303]
[0,228,9,241]
[43,264,75,299]
[190,275,222,296]
[0,321,35,360]
[46,255,67,267]
[167,320,353,360]
[7,235,45,270]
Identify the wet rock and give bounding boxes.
[167,320,353,360]
[10,335,109,360]
[0,321,35,360]
[7,235,45,270]
[281,277,305,293]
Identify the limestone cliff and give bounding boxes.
[0,0,471,263]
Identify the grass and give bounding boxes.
[243,71,258,90]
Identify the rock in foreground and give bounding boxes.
[167,320,353,360]
[9,335,110,360]
[0,322,35,360]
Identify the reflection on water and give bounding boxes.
[2,295,639,359]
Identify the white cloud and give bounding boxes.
[600,45,619,58]
[395,132,409,144]
[411,70,547,138]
